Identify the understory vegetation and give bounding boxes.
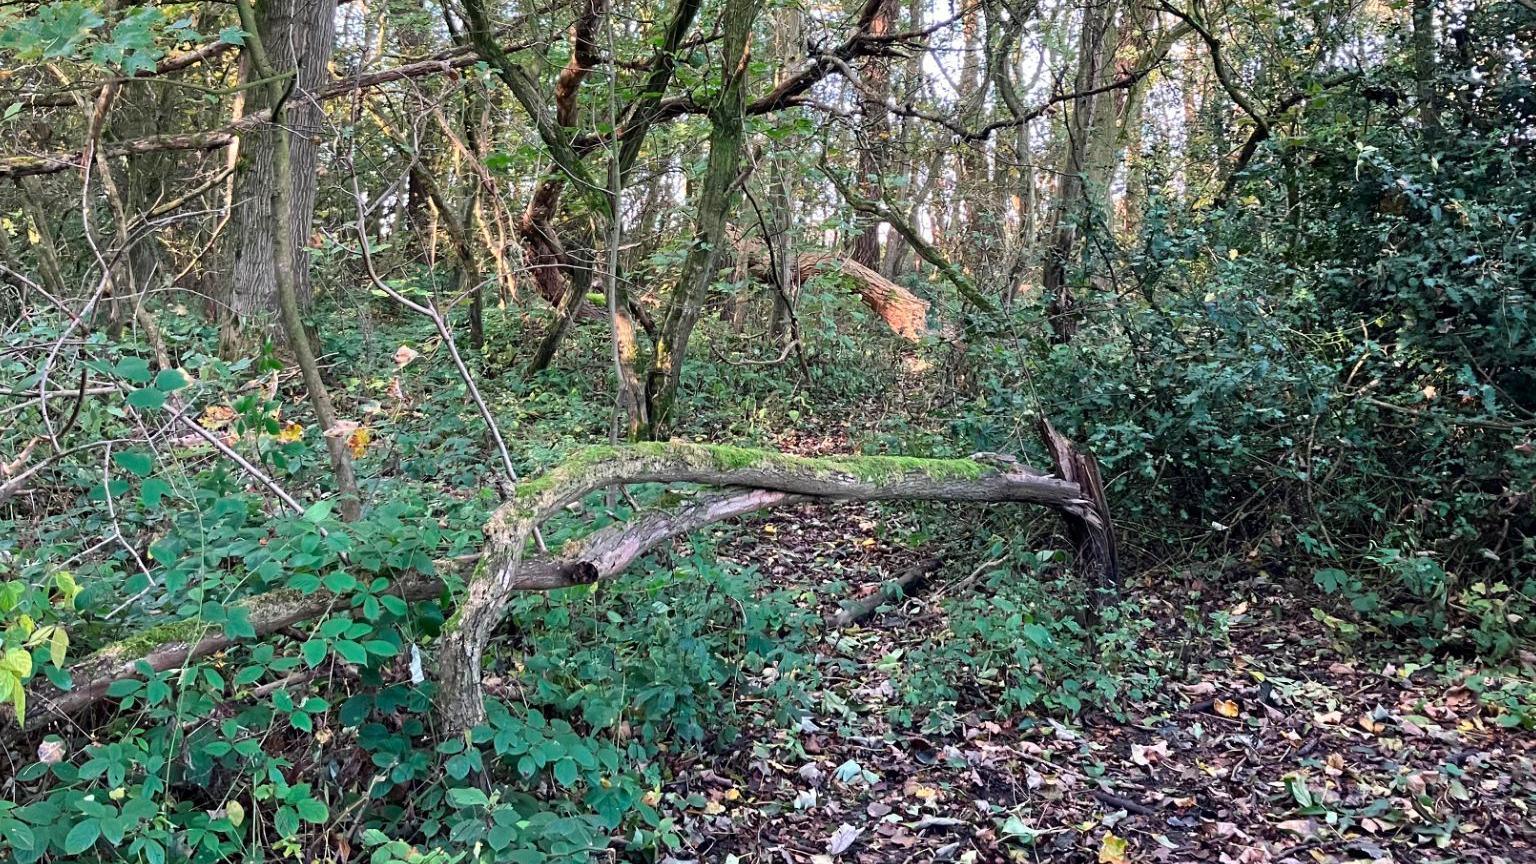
[2,0,1533,860]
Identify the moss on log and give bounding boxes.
[438,442,1092,730]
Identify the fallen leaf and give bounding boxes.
[1214,698,1241,718]
[36,739,66,764]
[1098,831,1130,864]
[276,422,304,443]
[324,419,360,438]
[1131,740,1169,767]
[394,345,420,367]
[827,823,863,856]
[347,427,372,458]
[200,405,236,430]
[1276,818,1318,838]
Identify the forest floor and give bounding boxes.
[632,431,1536,864]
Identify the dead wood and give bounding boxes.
[827,558,943,628]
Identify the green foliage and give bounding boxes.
[892,550,1164,731]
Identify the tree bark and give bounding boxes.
[1042,0,1120,342]
[850,0,898,269]
[235,0,360,520]
[222,0,337,352]
[642,0,763,437]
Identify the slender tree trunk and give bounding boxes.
[17,178,68,297]
[237,0,360,520]
[1411,0,1439,136]
[850,0,897,269]
[642,0,762,438]
[1042,0,1119,342]
[768,4,804,339]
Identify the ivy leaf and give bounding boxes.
[153,368,190,392]
[140,477,173,508]
[112,356,152,383]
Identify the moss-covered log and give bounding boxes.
[9,487,802,733]
[436,442,1098,729]
[17,444,1113,737]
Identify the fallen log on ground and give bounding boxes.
[15,442,1117,737]
[10,486,805,733]
[827,558,943,628]
[436,442,1105,729]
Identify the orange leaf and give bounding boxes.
[347,427,372,459]
[1214,698,1241,718]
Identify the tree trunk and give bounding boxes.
[1042,0,1119,342]
[850,0,897,269]
[642,0,762,437]
[222,0,337,353]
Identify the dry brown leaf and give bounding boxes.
[200,405,237,430]
[1214,698,1241,718]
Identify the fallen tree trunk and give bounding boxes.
[1038,418,1118,605]
[16,442,1117,737]
[437,442,1098,729]
[10,486,808,733]
[741,243,930,340]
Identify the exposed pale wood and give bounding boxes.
[743,245,930,340]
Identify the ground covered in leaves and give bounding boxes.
[631,499,1536,864]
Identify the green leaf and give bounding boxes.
[140,477,173,508]
[446,787,489,808]
[333,640,367,665]
[64,820,101,855]
[112,450,154,478]
[113,356,152,383]
[153,368,190,392]
[301,638,328,668]
[106,678,143,697]
[125,387,166,410]
[303,499,334,523]
[2,648,32,678]
[553,758,579,787]
[217,26,246,45]
[5,822,36,851]
[274,806,299,837]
